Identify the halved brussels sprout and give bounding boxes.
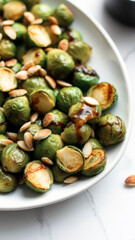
[18,123,42,140]
[0,39,16,60]
[52,164,71,183]
[24,160,53,193]
[12,23,27,41]
[22,48,46,67]
[0,134,8,159]
[53,4,74,28]
[31,3,53,22]
[97,113,126,146]
[0,67,17,92]
[0,92,5,106]
[73,65,99,92]
[22,0,40,10]
[3,1,26,20]
[57,87,83,113]
[1,143,30,173]
[56,146,84,173]
[11,62,22,73]
[16,44,27,62]
[34,134,64,160]
[47,109,69,134]
[61,122,92,145]
[47,49,75,80]
[0,166,17,193]
[0,109,6,134]
[59,29,82,42]
[81,149,106,177]
[30,88,56,114]
[88,138,103,150]
[87,82,118,110]
[68,41,92,64]
[3,96,31,126]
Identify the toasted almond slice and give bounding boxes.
[64,176,79,184]
[58,39,69,51]
[30,112,38,123]
[0,33,3,41]
[125,175,135,186]
[1,20,14,26]
[50,25,61,35]
[48,16,59,25]
[38,68,47,77]
[45,47,54,52]
[0,139,14,146]
[82,141,92,158]
[7,132,18,142]
[5,58,17,67]
[0,61,5,67]
[21,61,34,71]
[31,18,43,25]
[24,132,33,149]
[9,89,27,97]
[91,129,95,138]
[3,26,16,40]
[45,75,56,89]
[20,121,31,132]
[41,157,54,165]
[34,129,51,140]
[16,70,28,80]
[24,12,35,23]
[17,140,34,151]
[56,80,72,87]
[43,112,54,127]
[27,65,41,77]
[83,97,99,106]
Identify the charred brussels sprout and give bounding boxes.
[22,0,40,10]
[24,160,53,193]
[1,143,30,173]
[23,48,46,67]
[18,123,42,140]
[0,39,16,60]
[3,1,26,20]
[53,4,74,28]
[88,138,103,150]
[57,87,83,113]
[34,134,64,160]
[73,65,99,92]
[11,62,22,73]
[3,96,30,126]
[56,146,84,173]
[59,29,82,42]
[31,4,53,22]
[47,49,75,80]
[52,164,71,183]
[0,67,17,92]
[30,88,56,114]
[97,113,126,146]
[12,23,27,41]
[0,166,17,193]
[81,149,106,177]
[87,82,118,110]
[0,92,5,106]
[68,41,92,64]
[0,109,6,134]
[0,134,8,159]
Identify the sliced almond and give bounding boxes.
[20,121,31,132]
[9,89,27,97]
[0,33,3,41]
[31,18,43,25]
[7,132,18,142]
[21,61,34,71]
[50,25,61,35]
[17,140,34,152]
[0,139,14,146]
[3,26,16,40]
[56,80,72,87]
[24,12,35,23]
[24,132,33,149]
[27,65,41,77]
[16,70,28,80]
[91,129,95,138]
[0,61,5,67]
[45,75,56,89]
[1,20,14,26]
[58,39,69,51]
[64,176,79,184]
[45,47,54,52]
[5,58,17,67]
[48,16,59,25]
[82,141,92,158]
[41,157,54,166]
[38,68,47,77]
[30,112,38,123]
[34,129,51,141]
[43,112,54,127]
[83,97,99,106]
[125,175,135,186]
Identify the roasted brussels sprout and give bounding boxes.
[81,149,106,177]
[53,4,74,28]
[59,29,82,42]
[18,123,42,140]
[56,145,84,173]
[0,67,17,92]
[11,62,22,73]
[3,1,26,20]
[30,88,56,114]
[31,3,53,22]
[97,113,126,146]
[24,160,53,193]
[12,23,27,41]
[0,39,16,60]
[1,143,30,173]
[0,92,5,106]
[52,164,71,183]
[0,166,17,193]
[3,96,31,126]
[87,82,118,110]
[73,65,99,92]
[47,49,75,80]
[16,44,27,62]
[0,134,8,159]
[22,0,40,10]
[34,134,64,160]
[68,41,92,64]
[57,87,83,113]
[61,122,92,145]
[22,48,46,67]
[0,109,6,134]
[88,138,103,150]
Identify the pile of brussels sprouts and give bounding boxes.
[0,0,126,193]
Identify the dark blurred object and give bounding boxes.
[106,0,135,26]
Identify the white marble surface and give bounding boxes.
[1,0,135,239]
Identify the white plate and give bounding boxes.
[0,0,132,211]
